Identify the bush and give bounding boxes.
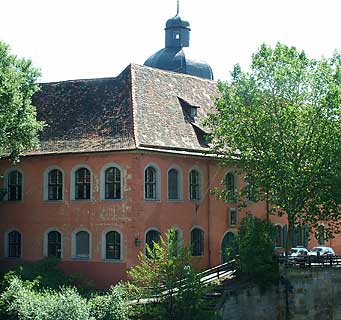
[1,277,91,320]
[128,230,219,320]
[230,216,279,289]
[89,284,131,320]
[0,257,93,293]
[0,276,131,320]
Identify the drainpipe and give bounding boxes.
[207,160,211,268]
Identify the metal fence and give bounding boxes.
[278,255,341,268]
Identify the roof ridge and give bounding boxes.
[129,64,139,148]
[133,63,217,83]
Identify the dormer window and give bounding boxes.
[190,107,197,117]
[178,97,199,122]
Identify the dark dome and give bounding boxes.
[144,13,214,80]
[166,15,190,29]
[144,47,213,80]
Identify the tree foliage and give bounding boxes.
[206,43,341,247]
[0,276,131,320]
[225,216,279,289]
[0,41,43,161]
[128,230,218,320]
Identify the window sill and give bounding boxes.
[144,199,161,202]
[3,200,24,204]
[72,256,91,261]
[71,199,93,202]
[189,199,202,203]
[43,200,64,203]
[102,259,124,263]
[167,199,184,203]
[101,198,122,202]
[191,255,204,258]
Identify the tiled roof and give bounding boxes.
[27,64,218,156]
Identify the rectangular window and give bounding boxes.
[229,208,238,226]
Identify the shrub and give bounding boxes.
[128,230,218,320]
[89,284,131,320]
[230,216,279,289]
[1,277,91,320]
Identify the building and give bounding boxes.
[0,10,338,288]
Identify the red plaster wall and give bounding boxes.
[1,151,336,288]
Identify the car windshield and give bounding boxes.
[312,247,323,252]
[290,249,298,254]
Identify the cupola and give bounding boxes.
[144,2,213,80]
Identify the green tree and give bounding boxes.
[128,230,218,320]
[227,216,279,289]
[0,41,43,161]
[206,43,341,249]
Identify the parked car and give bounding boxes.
[287,247,309,266]
[289,247,309,258]
[308,246,335,257]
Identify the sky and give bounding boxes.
[1,0,340,83]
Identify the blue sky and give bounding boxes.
[1,0,340,82]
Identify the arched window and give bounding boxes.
[47,231,62,258]
[169,228,183,256]
[190,228,204,256]
[75,168,91,200]
[145,167,157,200]
[223,172,236,202]
[274,225,283,248]
[7,230,21,258]
[168,169,179,200]
[75,231,90,259]
[7,170,22,201]
[48,169,63,201]
[317,225,326,246]
[221,232,235,263]
[105,231,121,260]
[189,169,201,200]
[145,229,161,258]
[105,167,121,200]
[293,225,309,247]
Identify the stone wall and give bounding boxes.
[219,268,341,320]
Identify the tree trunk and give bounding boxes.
[286,215,294,254]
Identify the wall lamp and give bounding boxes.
[134,237,141,247]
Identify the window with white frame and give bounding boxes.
[47,230,62,258]
[7,170,22,201]
[145,166,160,200]
[229,208,238,226]
[190,228,204,256]
[169,227,183,256]
[189,169,201,200]
[105,231,121,260]
[317,225,326,246]
[75,168,91,200]
[168,168,180,200]
[47,169,63,201]
[223,172,236,203]
[75,231,90,259]
[145,229,161,258]
[7,230,21,258]
[105,167,121,200]
[274,225,283,248]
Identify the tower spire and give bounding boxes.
[176,0,179,15]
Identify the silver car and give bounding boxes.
[308,246,335,257]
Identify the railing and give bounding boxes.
[278,255,341,268]
[199,260,236,284]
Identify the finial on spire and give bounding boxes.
[176,0,180,15]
